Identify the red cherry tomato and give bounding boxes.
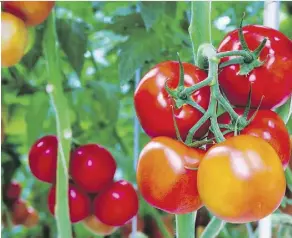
[70,144,117,193]
[209,109,291,168]
[23,207,39,228]
[11,199,29,225]
[29,135,58,183]
[47,183,91,223]
[5,181,22,202]
[134,61,210,140]
[93,180,139,226]
[136,137,203,214]
[83,215,117,236]
[3,1,55,26]
[218,25,292,109]
[198,135,286,223]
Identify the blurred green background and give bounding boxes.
[1,1,292,238]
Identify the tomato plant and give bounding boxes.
[48,183,91,223]
[134,61,210,140]
[3,1,55,26]
[136,136,203,214]
[93,180,139,226]
[218,25,292,109]
[1,12,28,67]
[70,144,117,193]
[198,135,286,223]
[28,135,58,183]
[83,215,117,236]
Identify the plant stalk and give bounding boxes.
[176,212,196,238]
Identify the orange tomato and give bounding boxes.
[198,135,286,223]
[3,1,55,26]
[23,207,39,228]
[1,12,28,67]
[11,200,29,225]
[83,215,117,236]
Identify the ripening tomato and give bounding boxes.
[136,137,203,214]
[29,135,58,183]
[11,200,29,225]
[134,61,210,140]
[83,215,117,236]
[198,135,286,223]
[48,183,91,223]
[5,181,22,202]
[3,1,55,26]
[218,25,292,109]
[209,109,291,168]
[70,144,117,193]
[23,207,39,228]
[93,180,139,226]
[1,12,28,67]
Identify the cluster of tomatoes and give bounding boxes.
[1,1,54,67]
[134,24,292,223]
[2,181,39,228]
[28,135,139,236]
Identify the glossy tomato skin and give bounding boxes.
[211,109,291,168]
[83,215,117,236]
[198,135,286,223]
[134,61,210,140]
[93,180,139,226]
[3,1,55,26]
[1,12,28,67]
[218,25,292,109]
[48,183,91,223]
[136,137,204,214]
[29,135,58,183]
[70,144,117,193]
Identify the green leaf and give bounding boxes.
[56,19,88,76]
[25,92,50,147]
[275,97,292,124]
[138,2,165,30]
[118,29,162,84]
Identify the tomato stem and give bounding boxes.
[175,212,196,238]
[43,11,72,238]
[200,216,226,238]
[216,50,253,60]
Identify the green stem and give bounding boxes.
[200,216,226,238]
[216,50,252,60]
[43,11,72,238]
[176,212,196,238]
[148,206,172,238]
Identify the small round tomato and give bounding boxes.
[209,109,291,168]
[70,144,117,193]
[48,183,91,223]
[5,181,22,202]
[93,180,139,226]
[3,1,55,26]
[198,135,286,223]
[218,25,292,109]
[1,12,28,67]
[28,135,58,183]
[136,137,203,214]
[11,200,29,225]
[134,61,210,140]
[23,207,39,228]
[83,215,117,236]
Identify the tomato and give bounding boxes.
[5,181,22,202]
[3,1,55,26]
[198,135,286,223]
[136,137,203,214]
[134,61,210,140]
[93,180,139,226]
[11,200,29,225]
[1,12,28,67]
[209,109,291,168]
[29,135,58,183]
[83,215,117,236]
[218,25,292,109]
[70,144,117,193]
[23,207,39,228]
[48,183,91,223]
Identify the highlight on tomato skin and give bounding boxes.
[198,135,286,223]
[136,136,204,214]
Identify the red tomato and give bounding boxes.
[23,207,39,228]
[5,181,22,202]
[136,137,203,214]
[1,12,28,67]
[198,135,286,223]
[70,144,116,193]
[93,180,139,226]
[209,109,291,168]
[134,61,210,140]
[11,200,29,225]
[3,1,55,26]
[48,183,91,223]
[29,135,58,183]
[83,215,117,236]
[218,25,292,109]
